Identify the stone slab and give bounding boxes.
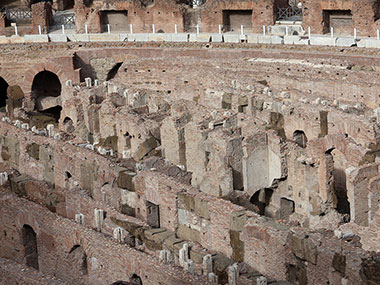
[361,39,380,48]
[148,33,172,42]
[223,33,240,43]
[24,34,49,43]
[258,35,272,44]
[196,34,211,42]
[48,34,68,42]
[119,33,129,41]
[88,33,120,42]
[336,37,356,47]
[134,33,149,42]
[309,36,337,46]
[247,34,258,44]
[9,35,25,44]
[171,33,188,42]
[211,34,223,43]
[67,33,89,42]
[0,36,9,44]
[271,35,283,44]
[284,35,300,45]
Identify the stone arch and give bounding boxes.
[293,130,307,148]
[21,224,39,270]
[0,76,9,111]
[130,273,143,285]
[32,70,62,123]
[250,188,273,215]
[106,62,123,81]
[63,116,75,133]
[67,244,88,275]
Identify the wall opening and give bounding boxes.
[100,11,129,32]
[223,10,252,32]
[106,62,123,81]
[130,274,143,285]
[280,197,295,219]
[250,188,273,215]
[323,10,353,35]
[146,201,160,228]
[63,117,75,133]
[68,245,88,275]
[124,132,132,149]
[293,130,307,148]
[63,0,74,10]
[0,77,9,111]
[331,149,350,217]
[22,225,39,270]
[32,70,62,123]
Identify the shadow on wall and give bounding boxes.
[21,224,39,270]
[0,76,9,112]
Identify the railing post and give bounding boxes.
[107,24,110,34]
[61,25,65,34]
[196,24,199,35]
[330,27,334,38]
[308,26,311,40]
[377,29,379,40]
[14,25,18,36]
[85,24,88,34]
[353,28,357,40]
[263,25,266,36]
[240,24,244,35]
[130,24,133,34]
[38,25,41,35]
[218,24,221,34]
[175,24,177,34]
[152,24,155,34]
[285,26,289,36]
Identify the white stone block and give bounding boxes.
[48,34,68,42]
[94,208,104,232]
[171,33,188,42]
[247,34,258,44]
[75,213,85,225]
[0,172,8,186]
[134,33,149,42]
[88,33,120,42]
[46,124,54,137]
[336,37,356,47]
[24,34,49,43]
[223,34,240,43]
[85,77,92,87]
[256,276,267,285]
[211,34,223,42]
[113,227,126,243]
[310,36,337,46]
[21,123,29,130]
[67,34,89,42]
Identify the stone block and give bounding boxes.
[0,36,9,44]
[67,34,89,42]
[134,33,149,42]
[171,33,188,42]
[258,35,272,44]
[309,36,336,46]
[119,33,129,41]
[164,235,185,254]
[24,34,49,43]
[177,224,201,243]
[289,232,317,265]
[230,211,247,231]
[117,170,136,191]
[132,136,159,161]
[148,33,171,42]
[178,192,195,211]
[48,34,68,42]
[194,196,210,219]
[247,34,258,44]
[196,34,211,42]
[364,39,380,48]
[9,174,32,196]
[271,35,283,44]
[211,34,223,43]
[9,35,25,44]
[336,37,356,47]
[178,208,189,225]
[284,35,300,45]
[26,143,40,160]
[223,34,240,43]
[230,230,244,262]
[89,33,120,42]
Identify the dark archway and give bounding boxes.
[22,225,39,270]
[130,274,143,285]
[32,70,62,123]
[63,117,75,133]
[293,130,307,148]
[106,62,123,81]
[250,188,273,215]
[63,0,75,10]
[68,245,88,275]
[0,77,9,111]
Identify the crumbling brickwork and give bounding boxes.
[0,41,380,285]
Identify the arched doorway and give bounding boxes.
[31,70,62,123]
[68,245,88,275]
[22,225,39,270]
[0,77,9,112]
[293,130,307,148]
[250,188,273,215]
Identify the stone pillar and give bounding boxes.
[227,263,239,285]
[31,2,53,33]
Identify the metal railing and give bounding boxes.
[4,8,32,21]
[276,7,302,21]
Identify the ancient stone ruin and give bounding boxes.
[1,1,380,285]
